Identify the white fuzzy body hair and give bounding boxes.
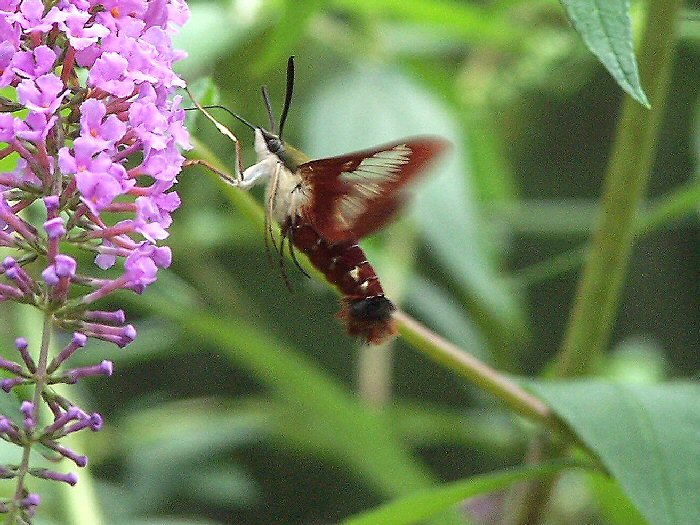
[242,129,310,225]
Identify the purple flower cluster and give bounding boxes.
[0,0,189,519]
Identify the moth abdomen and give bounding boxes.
[287,221,396,344]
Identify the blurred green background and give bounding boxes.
[1,0,699,524]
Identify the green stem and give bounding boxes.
[509,2,684,524]
[59,402,104,525]
[8,311,53,524]
[394,311,555,429]
[555,0,683,377]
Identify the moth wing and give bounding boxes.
[297,137,448,243]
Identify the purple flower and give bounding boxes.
[0,113,16,142]
[21,400,36,431]
[20,493,40,508]
[124,242,171,293]
[94,239,117,269]
[139,142,185,182]
[168,95,192,149]
[45,4,109,51]
[10,0,53,32]
[11,44,55,79]
[32,469,78,486]
[58,138,133,214]
[67,360,113,382]
[0,0,190,517]
[96,0,148,32]
[0,15,21,50]
[0,41,18,86]
[17,74,67,114]
[88,52,134,97]
[134,191,180,241]
[47,333,87,373]
[16,111,57,143]
[78,98,127,152]
[44,217,65,239]
[54,255,77,278]
[128,98,169,151]
[42,254,76,286]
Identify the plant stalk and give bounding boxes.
[394,311,554,429]
[8,311,53,523]
[509,1,684,523]
[555,0,683,377]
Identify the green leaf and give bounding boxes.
[529,381,700,525]
[560,0,649,107]
[340,462,575,525]
[638,182,700,235]
[0,388,22,422]
[589,470,648,525]
[604,338,667,383]
[388,404,523,451]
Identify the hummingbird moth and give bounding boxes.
[188,57,448,345]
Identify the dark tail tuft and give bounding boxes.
[338,296,397,345]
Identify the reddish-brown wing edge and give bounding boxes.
[298,137,449,243]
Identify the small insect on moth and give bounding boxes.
[187,57,448,345]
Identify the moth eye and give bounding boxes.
[267,137,282,153]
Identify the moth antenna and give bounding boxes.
[184,86,256,138]
[261,85,277,134]
[184,86,254,181]
[197,105,257,131]
[278,55,295,139]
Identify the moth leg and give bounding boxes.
[263,185,278,268]
[183,159,240,186]
[262,160,282,282]
[288,245,310,279]
[235,135,244,177]
[238,159,274,190]
[184,84,244,181]
[266,163,282,252]
[186,157,274,190]
[277,224,293,292]
[263,206,275,271]
[286,218,311,279]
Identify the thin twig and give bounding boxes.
[394,310,554,428]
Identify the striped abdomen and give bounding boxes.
[287,220,396,344]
